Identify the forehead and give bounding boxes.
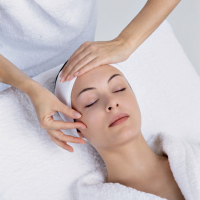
[72,64,124,93]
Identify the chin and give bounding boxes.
[108,125,140,148]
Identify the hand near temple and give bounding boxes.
[0,54,87,152]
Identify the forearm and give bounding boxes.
[0,54,39,94]
[118,0,181,52]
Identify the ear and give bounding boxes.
[76,128,85,138]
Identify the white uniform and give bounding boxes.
[0,0,97,92]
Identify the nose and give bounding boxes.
[106,96,119,111]
[108,103,119,111]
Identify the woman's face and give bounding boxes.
[71,64,142,151]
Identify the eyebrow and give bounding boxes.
[77,74,122,98]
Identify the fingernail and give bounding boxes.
[74,71,79,76]
[67,75,70,81]
[60,77,65,82]
[74,112,82,118]
[80,126,86,129]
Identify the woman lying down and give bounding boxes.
[55,62,200,200]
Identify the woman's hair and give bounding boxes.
[54,61,78,131]
[54,60,69,85]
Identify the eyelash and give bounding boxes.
[85,88,126,108]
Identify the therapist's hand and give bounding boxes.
[27,81,87,152]
[59,36,132,82]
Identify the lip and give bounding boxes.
[109,113,129,127]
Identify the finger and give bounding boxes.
[45,119,86,130]
[48,129,85,144]
[67,52,98,81]
[48,131,74,152]
[56,101,86,121]
[71,57,103,79]
[43,114,87,130]
[61,41,91,77]
[60,50,85,79]
[61,48,92,81]
[41,102,87,129]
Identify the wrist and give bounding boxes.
[23,79,42,97]
[113,35,134,57]
[116,34,136,55]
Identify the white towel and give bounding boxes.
[0,0,97,92]
[1,19,200,200]
[77,132,200,200]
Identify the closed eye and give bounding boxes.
[85,88,126,108]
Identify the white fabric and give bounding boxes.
[55,61,132,141]
[0,0,97,92]
[1,19,200,200]
[77,132,200,200]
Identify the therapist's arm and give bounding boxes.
[0,54,86,152]
[59,0,181,81]
[0,54,37,94]
[118,0,181,52]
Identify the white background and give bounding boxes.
[95,0,200,77]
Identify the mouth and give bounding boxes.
[109,113,129,127]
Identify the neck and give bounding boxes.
[98,132,162,186]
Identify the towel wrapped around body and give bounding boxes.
[77,132,200,200]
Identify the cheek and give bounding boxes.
[81,109,105,143]
[127,95,142,127]
[83,105,103,124]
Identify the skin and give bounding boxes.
[71,64,185,200]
